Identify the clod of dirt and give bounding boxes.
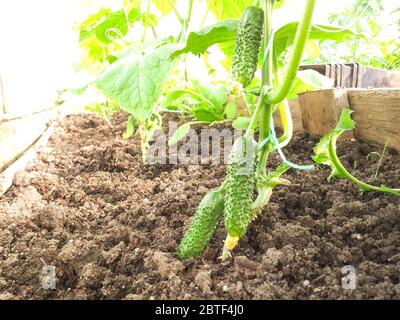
[194,270,212,294]
[148,251,184,280]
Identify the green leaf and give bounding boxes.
[153,0,177,15]
[170,19,239,59]
[113,37,175,60]
[191,80,229,109]
[94,46,177,123]
[67,84,89,95]
[206,0,254,20]
[80,8,141,44]
[274,23,355,59]
[305,39,321,58]
[79,36,107,68]
[274,0,286,10]
[168,123,191,146]
[167,89,214,108]
[209,85,229,109]
[312,109,355,181]
[194,108,221,123]
[123,115,136,139]
[251,162,291,213]
[164,90,189,105]
[80,8,112,30]
[287,69,334,100]
[334,108,356,131]
[232,117,251,130]
[224,102,237,120]
[312,109,400,196]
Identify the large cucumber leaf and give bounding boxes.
[274,23,355,59]
[80,8,141,44]
[80,7,157,45]
[94,46,177,123]
[170,19,239,59]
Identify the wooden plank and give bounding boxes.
[335,64,342,87]
[341,64,353,88]
[273,98,304,133]
[357,65,400,88]
[0,119,57,195]
[387,71,400,87]
[299,89,350,136]
[347,89,400,150]
[0,108,58,172]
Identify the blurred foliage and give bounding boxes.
[84,101,120,126]
[206,0,254,20]
[78,5,159,74]
[303,0,400,70]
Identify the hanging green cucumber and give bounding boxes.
[177,188,225,260]
[232,6,264,88]
[224,135,257,241]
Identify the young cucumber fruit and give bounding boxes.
[232,6,264,88]
[177,189,225,260]
[224,135,257,238]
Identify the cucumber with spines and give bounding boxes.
[232,6,264,88]
[224,135,257,238]
[177,188,225,260]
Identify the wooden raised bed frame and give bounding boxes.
[274,88,400,151]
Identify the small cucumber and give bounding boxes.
[177,189,225,260]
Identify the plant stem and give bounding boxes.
[329,139,400,196]
[272,52,293,148]
[200,1,211,29]
[253,0,275,178]
[150,24,158,40]
[122,2,131,30]
[179,0,194,42]
[277,99,293,148]
[265,0,316,105]
[141,0,151,42]
[245,94,261,136]
[374,139,389,179]
[168,0,183,24]
[259,0,275,141]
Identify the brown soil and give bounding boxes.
[0,112,399,300]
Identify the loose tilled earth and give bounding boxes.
[0,112,399,300]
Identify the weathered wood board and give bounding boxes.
[299,89,350,136]
[347,89,400,150]
[0,108,58,172]
[0,120,57,195]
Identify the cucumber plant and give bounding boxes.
[177,0,400,260]
[75,1,399,260]
[179,0,319,260]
